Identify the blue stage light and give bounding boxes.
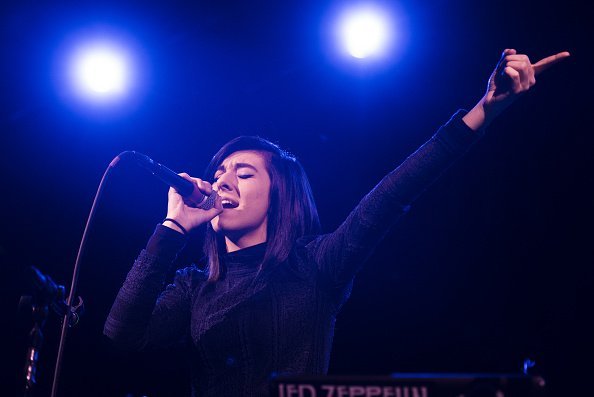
[337,4,393,59]
[52,27,148,119]
[74,46,127,94]
[70,43,130,98]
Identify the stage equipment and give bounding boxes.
[336,4,393,59]
[71,44,128,96]
[120,151,217,209]
[270,373,546,397]
[36,150,207,397]
[20,266,84,397]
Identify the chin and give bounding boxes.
[211,217,239,235]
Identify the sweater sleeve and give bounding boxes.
[103,224,194,351]
[308,110,481,289]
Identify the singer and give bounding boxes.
[104,49,569,396]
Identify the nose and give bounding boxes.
[213,173,234,193]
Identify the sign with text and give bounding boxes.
[270,374,546,397]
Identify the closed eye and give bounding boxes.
[238,174,253,179]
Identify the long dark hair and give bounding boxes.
[203,136,320,282]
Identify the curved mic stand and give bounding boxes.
[49,153,128,397]
[48,150,178,396]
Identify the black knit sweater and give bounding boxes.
[104,110,480,396]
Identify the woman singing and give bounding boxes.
[104,49,569,396]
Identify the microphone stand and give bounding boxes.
[21,267,84,397]
[21,290,51,397]
[48,154,123,397]
[27,151,171,396]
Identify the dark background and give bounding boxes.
[1,1,592,396]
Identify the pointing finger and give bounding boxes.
[533,51,571,75]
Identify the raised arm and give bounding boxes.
[309,49,570,294]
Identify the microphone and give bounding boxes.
[116,151,217,209]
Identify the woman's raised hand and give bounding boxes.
[485,49,570,112]
[463,49,570,131]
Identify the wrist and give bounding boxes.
[463,96,493,131]
[162,218,188,235]
[147,223,188,256]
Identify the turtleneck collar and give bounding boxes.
[222,242,267,274]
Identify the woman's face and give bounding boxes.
[210,150,271,246]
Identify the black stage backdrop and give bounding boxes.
[1,1,592,396]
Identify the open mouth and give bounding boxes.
[221,199,239,209]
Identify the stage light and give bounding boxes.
[75,48,126,93]
[52,27,148,119]
[71,44,129,98]
[338,5,392,59]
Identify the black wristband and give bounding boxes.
[162,218,188,236]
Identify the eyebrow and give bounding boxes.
[215,162,259,174]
